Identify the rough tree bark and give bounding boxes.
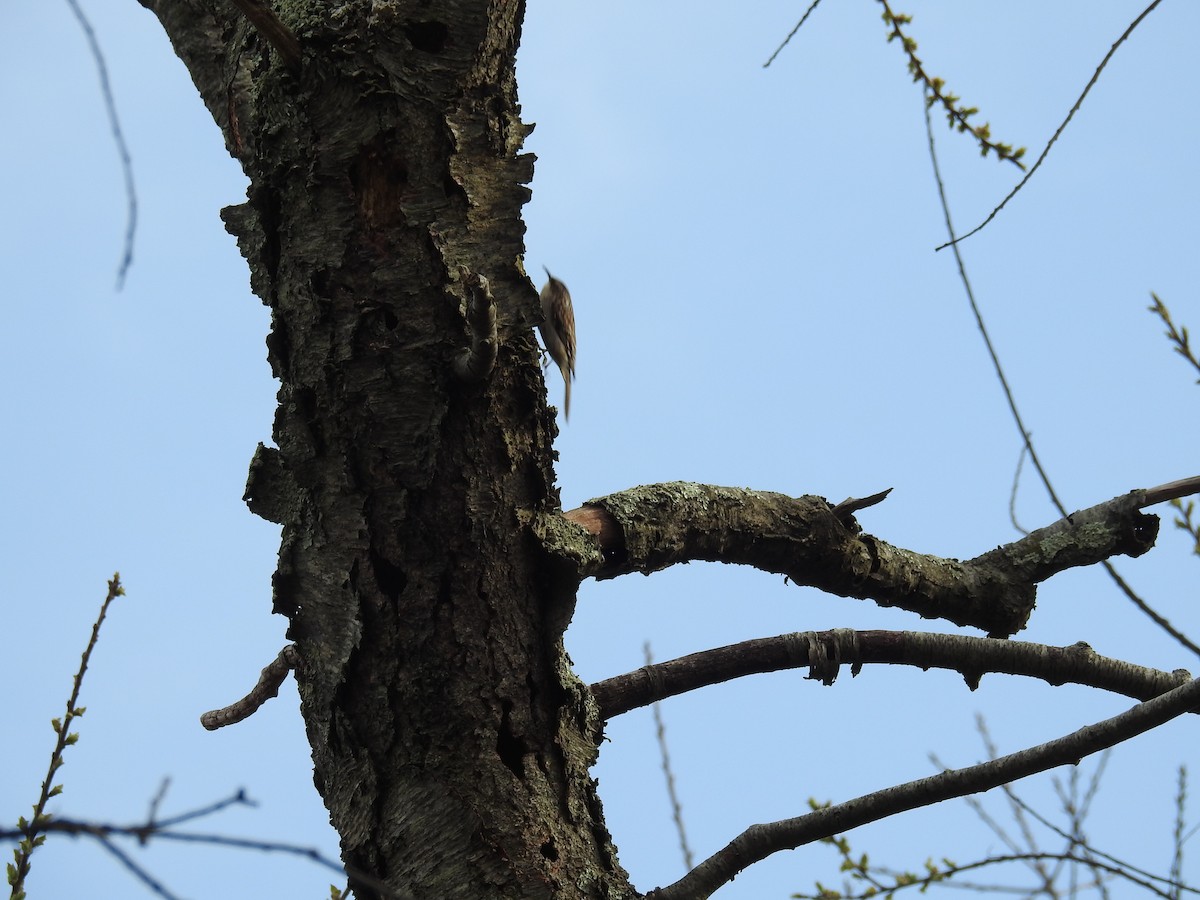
[142,2,624,898]
[140,3,1196,900]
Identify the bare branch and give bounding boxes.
[142,778,172,844]
[1142,476,1200,509]
[921,89,1067,521]
[998,782,1195,895]
[1171,766,1189,893]
[1008,444,1032,536]
[0,786,409,900]
[591,629,1192,720]
[566,482,1172,636]
[648,677,1200,900]
[937,0,1165,250]
[1101,560,1200,657]
[94,834,183,900]
[644,643,694,872]
[922,86,1200,656]
[936,719,1111,894]
[64,0,138,290]
[762,0,825,68]
[150,788,257,830]
[200,644,300,730]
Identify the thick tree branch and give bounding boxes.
[647,677,1200,900]
[564,481,1180,637]
[590,630,1193,719]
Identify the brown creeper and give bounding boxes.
[538,267,576,420]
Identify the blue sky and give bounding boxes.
[3,2,1198,898]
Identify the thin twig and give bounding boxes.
[1004,783,1195,896]
[63,0,137,290]
[922,89,1068,517]
[1172,766,1189,900]
[644,643,694,871]
[798,849,1186,900]
[3,801,408,900]
[878,1,1025,169]
[1149,293,1200,383]
[1008,443,1031,536]
[1100,559,1200,657]
[762,0,824,68]
[922,87,1200,658]
[9,574,124,899]
[94,835,182,900]
[937,0,1164,251]
[649,678,1200,900]
[1053,754,1114,898]
[141,778,171,845]
[977,715,1056,889]
[144,788,256,831]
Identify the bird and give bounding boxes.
[538,267,576,420]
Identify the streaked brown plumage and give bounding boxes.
[538,267,576,420]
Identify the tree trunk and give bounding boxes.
[140,2,623,897]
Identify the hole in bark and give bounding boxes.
[404,20,448,53]
[540,839,558,861]
[370,550,407,602]
[442,173,467,203]
[272,571,301,617]
[497,700,525,778]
